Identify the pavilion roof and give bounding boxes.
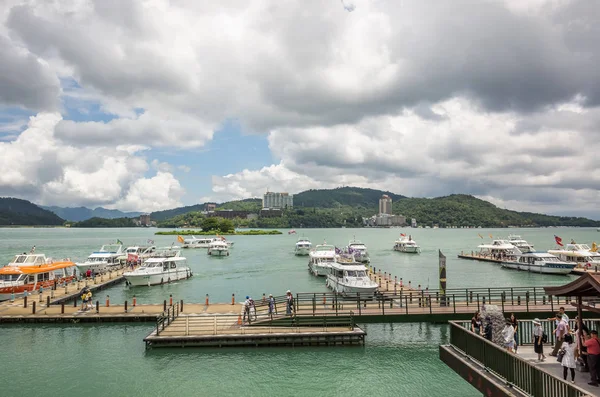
[544,273,600,297]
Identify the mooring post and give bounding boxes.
[163,300,167,311]
[32,301,36,314]
[61,302,65,314]
[95,301,99,313]
[46,296,50,306]
[231,293,235,305]
[180,299,184,312]
[133,295,137,306]
[73,297,77,308]
[169,294,173,306]
[205,294,209,306]
[106,295,110,307]
[124,300,128,312]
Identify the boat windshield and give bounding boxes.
[344,270,367,277]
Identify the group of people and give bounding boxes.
[80,288,93,311]
[241,290,295,324]
[471,307,600,386]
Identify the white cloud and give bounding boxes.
[1,0,600,216]
[177,165,191,173]
[0,113,185,212]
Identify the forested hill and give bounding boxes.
[151,204,207,221]
[0,198,64,226]
[393,194,600,227]
[294,187,405,208]
[43,206,143,221]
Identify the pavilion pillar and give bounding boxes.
[577,296,584,349]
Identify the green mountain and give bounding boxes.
[150,204,207,221]
[393,194,600,227]
[216,198,262,211]
[42,206,143,222]
[0,198,64,226]
[294,187,405,208]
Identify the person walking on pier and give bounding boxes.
[243,296,251,324]
[510,313,519,353]
[584,330,600,387]
[532,318,546,361]
[502,318,515,353]
[286,290,294,316]
[561,334,577,384]
[550,313,568,357]
[268,294,276,316]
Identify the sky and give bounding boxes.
[1,0,600,218]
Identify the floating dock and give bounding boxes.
[143,313,365,348]
[457,253,503,263]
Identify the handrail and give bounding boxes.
[448,321,589,397]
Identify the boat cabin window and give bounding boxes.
[13,255,27,263]
[38,272,50,282]
[54,269,64,278]
[27,275,35,283]
[0,274,21,282]
[356,271,366,277]
[170,262,177,269]
[345,271,357,277]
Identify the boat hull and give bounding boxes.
[0,275,77,301]
[501,261,574,275]
[124,269,192,286]
[295,247,311,256]
[325,276,378,295]
[208,249,229,257]
[76,262,122,274]
[393,246,421,254]
[308,262,331,276]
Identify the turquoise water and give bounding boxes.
[1,227,598,396]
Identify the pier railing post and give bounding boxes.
[511,288,514,305]
[32,301,36,314]
[405,296,409,314]
[477,294,480,312]
[526,292,530,312]
[180,300,184,312]
[550,295,554,312]
[61,302,64,314]
[312,296,316,315]
[533,288,537,305]
[95,301,99,313]
[452,295,456,313]
[163,300,167,312]
[124,300,128,312]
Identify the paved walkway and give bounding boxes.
[517,345,599,396]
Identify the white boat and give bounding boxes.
[294,238,312,256]
[507,235,535,253]
[308,243,337,276]
[501,252,575,275]
[344,238,370,263]
[119,245,156,264]
[325,256,378,296]
[182,236,234,249]
[123,249,191,286]
[548,243,600,268]
[208,240,230,256]
[76,244,124,274]
[476,239,519,260]
[393,235,421,253]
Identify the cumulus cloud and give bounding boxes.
[1,0,600,215]
[0,113,184,212]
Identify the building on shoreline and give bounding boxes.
[262,191,293,209]
[379,194,392,215]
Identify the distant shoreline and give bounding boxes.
[155,229,283,236]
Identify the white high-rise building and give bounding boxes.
[262,191,293,209]
[379,195,392,215]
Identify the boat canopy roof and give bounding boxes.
[0,260,75,274]
[144,256,186,264]
[314,244,335,251]
[209,241,228,247]
[9,254,49,266]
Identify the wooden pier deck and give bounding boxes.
[143,313,366,348]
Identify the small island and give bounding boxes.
[155,229,282,236]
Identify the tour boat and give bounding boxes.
[507,235,535,253]
[548,243,600,268]
[476,240,519,260]
[182,236,234,249]
[308,243,337,276]
[344,238,370,263]
[294,238,312,256]
[76,243,124,274]
[393,235,421,253]
[208,240,230,256]
[0,253,77,300]
[325,256,378,296]
[118,245,156,264]
[501,252,575,275]
[123,249,191,286]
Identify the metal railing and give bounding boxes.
[155,303,180,336]
[250,288,592,319]
[449,321,589,397]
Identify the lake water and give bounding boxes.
[1,227,597,396]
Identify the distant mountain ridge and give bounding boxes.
[0,198,64,226]
[42,206,143,222]
[294,187,405,208]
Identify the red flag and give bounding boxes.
[127,253,139,262]
[400,233,406,237]
[554,235,563,247]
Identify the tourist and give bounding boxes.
[561,334,577,384]
[268,294,276,316]
[574,316,590,371]
[484,316,493,341]
[584,330,600,387]
[243,296,251,323]
[286,290,294,315]
[550,314,568,357]
[548,307,570,328]
[248,296,257,320]
[532,318,546,361]
[502,318,515,353]
[510,313,519,353]
[86,291,93,310]
[471,312,482,335]
[86,269,92,279]
[417,284,422,307]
